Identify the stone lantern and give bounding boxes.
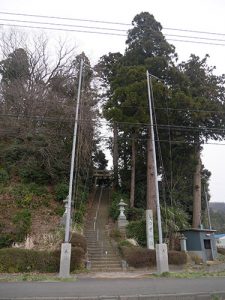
[118,199,128,229]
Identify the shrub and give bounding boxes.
[118,240,135,248]
[0,234,13,249]
[73,210,83,224]
[10,183,47,198]
[0,247,85,273]
[0,168,9,183]
[19,158,50,184]
[73,202,87,225]
[110,229,122,242]
[70,233,87,252]
[218,247,225,255]
[126,220,146,247]
[12,209,32,242]
[16,194,33,208]
[70,247,85,270]
[126,207,145,221]
[168,251,188,265]
[120,246,187,268]
[120,246,156,268]
[55,183,68,202]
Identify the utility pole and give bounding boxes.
[204,184,212,230]
[146,71,169,273]
[59,58,84,278]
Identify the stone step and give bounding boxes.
[88,252,116,257]
[87,249,115,253]
[87,243,112,247]
[91,261,122,269]
[90,268,123,272]
[88,257,120,262]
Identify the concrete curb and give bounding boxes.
[2,292,225,299]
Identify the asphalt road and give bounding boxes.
[1,277,225,299]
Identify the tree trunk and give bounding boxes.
[113,123,119,189]
[130,134,136,207]
[192,148,202,228]
[146,126,157,214]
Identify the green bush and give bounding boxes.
[54,206,64,216]
[0,247,85,273]
[120,246,156,268]
[12,209,32,242]
[126,220,147,247]
[55,183,68,202]
[0,168,9,183]
[168,251,188,265]
[73,202,86,225]
[118,240,135,248]
[120,246,187,268]
[16,194,33,208]
[217,247,225,255]
[73,210,83,224]
[126,207,145,221]
[0,234,13,249]
[19,158,50,184]
[9,183,47,198]
[110,229,122,242]
[70,233,87,252]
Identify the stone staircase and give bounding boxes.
[84,187,123,272]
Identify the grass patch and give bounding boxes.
[0,273,77,282]
[150,270,225,279]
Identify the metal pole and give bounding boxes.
[146,70,163,244]
[64,58,84,242]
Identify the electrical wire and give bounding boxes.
[1,17,225,45]
[1,11,225,38]
[1,19,225,46]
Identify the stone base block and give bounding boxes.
[59,243,71,278]
[156,243,169,274]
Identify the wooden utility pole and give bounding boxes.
[146,126,157,213]
[192,148,202,228]
[130,133,136,207]
[113,123,119,189]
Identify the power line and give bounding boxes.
[0,17,225,46]
[0,18,128,33]
[1,11,225,38]
[1,18,225,44]
[167,38,225,47]
[0,11,131,27]
[0,23,126,37]
[1,115,225,133]
[104,104,225,114]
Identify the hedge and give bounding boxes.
[70,233,87,252]
[120,246,187,268]
[120,246,156,268]
[0,247,85,273]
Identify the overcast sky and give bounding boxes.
[1,0,225,202]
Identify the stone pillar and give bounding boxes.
[180,235,187,252]
[156,243,169,274]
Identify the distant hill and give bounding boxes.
[209,202,225,213]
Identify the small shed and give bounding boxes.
[181,229,217,261]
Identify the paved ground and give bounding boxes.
[1,277,225,299]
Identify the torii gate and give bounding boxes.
[93,169,113,186]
